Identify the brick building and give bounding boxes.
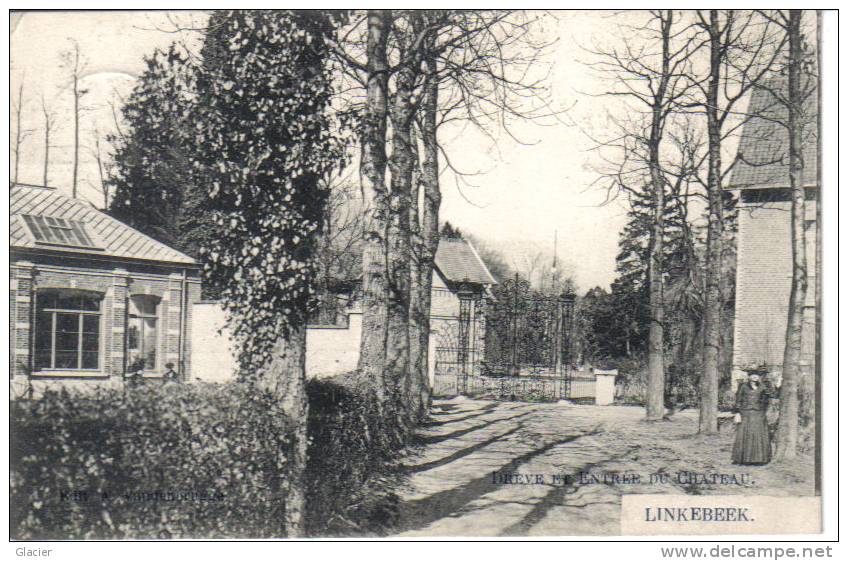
[726,78,818,382]
[10,184,202,396]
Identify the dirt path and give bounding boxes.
[392,398,815,537]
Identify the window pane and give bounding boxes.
[55,331,78,353]
[54,351,78,369]
[83,314,100,334]
[143,317,157,369]
[36,291,57,311]
[130,295,158,317]
[128,297,141,316]
[34,350,52,371]
[71,222,94,246]
[82,332,99,352]
[24,215,46,241]
[56,313,79,335]
[45,217,71,245]
[51,290,101,311]
[78,294,101,312]
[34,311,53,369]
[127,318,141,352]
[82,351,99,370]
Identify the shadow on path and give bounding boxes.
[423,403,501,427]
[497,445,638,536]
[406,423,526,474]
[396,429,600,534]
[416,411,534,446]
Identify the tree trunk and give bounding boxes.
[357,10,392,403]
[774,10,807,461]
[411,54,441,420]
[43,124,50,187]
[255,324,308,537]
[814,9,822,494]
[408,164,423,418]
[386,30,419,421]
[72,71,80,198]
[699,10,724,434]
[13,81,24,185]
[645,164,665,420]
[644,12,673,421]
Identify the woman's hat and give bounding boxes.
[742,362,769,374]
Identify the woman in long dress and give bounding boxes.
[732,367,776,465]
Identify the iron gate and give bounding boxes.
[483,275,576,400]
[433,275,577,401]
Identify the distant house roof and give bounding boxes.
[727,75,818,190]
[434,239,497,285]
[10,184,196,266]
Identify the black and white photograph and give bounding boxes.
[7,6,838,544]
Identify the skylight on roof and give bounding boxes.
[22,215,100,249]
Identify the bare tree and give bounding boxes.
[755,9,817,461]
[584,10,699,420]
[11,76,32,186]
[314,174,368,325]
[690,10,786,433]
[356,10,393,405]
[59,39,89,199]
[87,129,111,208]
[335,10,558,418]
[40,94,58,188]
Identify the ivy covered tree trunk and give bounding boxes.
[357,10,392,403]
[775,10,808,461]
[192,11,346,536]
[699,10,724,434]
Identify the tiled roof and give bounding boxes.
[728,75,818,190]
[10,184,196,265]
[435,239,497,285]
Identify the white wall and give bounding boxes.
[190,302,238,383]
[190,302,365,382]
[305,313,363,378]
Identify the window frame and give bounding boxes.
[33,289,103,374]
[20,214,103,251]
[127,295,161,373]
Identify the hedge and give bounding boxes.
[11,382,294,539]
[10,372,410,539]
[304,372,407,536]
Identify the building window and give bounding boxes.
[22,214,100,249]
[34,289,102,371]
[128,295,160,371]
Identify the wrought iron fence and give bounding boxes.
[433,275,578,401]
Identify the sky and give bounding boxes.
[9,10,670,292]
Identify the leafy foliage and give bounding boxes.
[304,372,407,536]
[107,45,214,264]
[579,185,738,406]
[10,383,293,539]
[439,221,464,240]
[10,375,408,539]
[191,11,348,372]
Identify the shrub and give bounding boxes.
[10,382,294,539]
[304,371,408,536]
[11,372,413,539]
